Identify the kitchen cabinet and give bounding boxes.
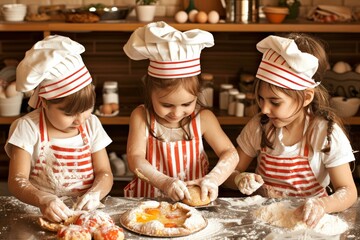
[1,18,360,196]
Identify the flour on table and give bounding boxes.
[254,201,348,236]
[225,195,267,208]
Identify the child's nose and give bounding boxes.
[261,102,271,115]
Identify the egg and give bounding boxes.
[174,11,188,23]
[110,103,119,111]
[5,81,17,98]
[333,61,352,74]
[0,86,6,99]
[188,9,198,23]
[207,10,220,24]
[100,104,113,115]
[196,11,208,23]
[355,64,360,74]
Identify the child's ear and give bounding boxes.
[304,89,315,107]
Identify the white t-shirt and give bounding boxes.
[5,108,112,163]
[237,114,355,188]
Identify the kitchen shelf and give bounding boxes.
[1,18,360,34]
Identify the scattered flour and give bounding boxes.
[225,195,267,208]
[254,201,348,236]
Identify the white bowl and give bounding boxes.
[1,4,27,21]
[330,97,360,118]
[0,92,23,116]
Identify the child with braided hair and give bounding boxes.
[224,33,357,228]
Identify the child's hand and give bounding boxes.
[295,198,325,228]
[187,176,218,202]
[162,178,190,201]
[74,191,102,211]
[303,198,326,228]
[39,194,73,222]
[234,172,264,195]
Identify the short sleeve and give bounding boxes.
[236,115,262,158]
[86,114,112,153]
[5,116,40,157]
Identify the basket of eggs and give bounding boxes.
[95,81,119,117]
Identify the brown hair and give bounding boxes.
[142,75,205,140]
[255,33,347,154]
[44,84,95,115]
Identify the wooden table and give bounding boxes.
[0,196,359,239]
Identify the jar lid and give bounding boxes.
[229,88,239,95]
[220,84,233,89]
[236,93,246,99]
[103,81,118,89]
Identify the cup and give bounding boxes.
[1,4,27,22]
[0,93,23,116]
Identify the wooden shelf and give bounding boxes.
[1,18,360,34]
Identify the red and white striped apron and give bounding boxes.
[257,138,327,198]
[124,111,208,198]
[30,108,94,196]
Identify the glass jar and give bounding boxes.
[235,92,246,117]
[103,81,119,104]
[227,88,239,115]
[219,84,233,110]
[199,73,214,107]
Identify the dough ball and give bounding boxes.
[182,185,211,207]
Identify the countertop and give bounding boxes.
[0,196,359,240]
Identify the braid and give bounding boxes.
[260,114,274,149]
[318,109,335,153]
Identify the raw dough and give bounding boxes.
[57,224,91,240]
[120,201,207,237]
[93,225,125,240]
[182,185,211,207]
[254,201,348,236]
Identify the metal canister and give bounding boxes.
[225,0,236,22]
[235,0,259,23]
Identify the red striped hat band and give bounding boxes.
[256,49,318,90]
[29,65,92,108]
[148,58,201,78]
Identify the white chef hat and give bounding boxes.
[256,35,319,90]
[16,35,92,108]
[123,21,214,79]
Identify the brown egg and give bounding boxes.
[5,81,17,98]
[110,103,119,111]
[196,11,208,23]
[101,104,113,115]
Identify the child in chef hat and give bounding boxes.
[223,33,357,227]
[5,35,113,223]
[123,21,239,202]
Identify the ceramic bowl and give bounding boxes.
[330,97,360,118]
[263,7,289,24]
[0,92,23,116]
[1,4,27,22]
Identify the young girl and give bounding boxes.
[224,33,358,227]
[123,21,239,202]
[5,35,113,223]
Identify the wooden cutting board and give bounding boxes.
[183,0,226,16]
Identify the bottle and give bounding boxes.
[109,152,126,176]
[235,92,246,117]
[103,81,119,104]
[219,84,233,110]
[199,73,214,107]
[227,88,239,115]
